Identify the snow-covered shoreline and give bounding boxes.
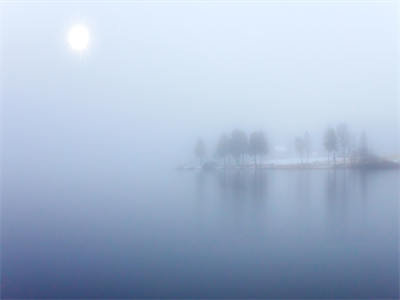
[177,156,400,171]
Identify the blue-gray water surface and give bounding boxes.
[2,168,399,298]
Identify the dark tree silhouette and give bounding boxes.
[303,131,311,162]
[359,131,369,161]
[336,123,350,164]
[295,136,305,164]
[257,131,268,164]
[216,133,230,167]
[195,138,206,165]
[230,129,248,166]
[324,128,337,165]
[249,131,268,167]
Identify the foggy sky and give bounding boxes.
[2,1,399,170]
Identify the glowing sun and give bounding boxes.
[68,25,90,51]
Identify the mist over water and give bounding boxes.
[3,2,399,169]
[2,1,399,298]
[3,168,399,298]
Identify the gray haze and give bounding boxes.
[2,1,399,171]
[2,2,400,298]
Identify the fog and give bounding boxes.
[2,2,399,170]
[2,2,400,298]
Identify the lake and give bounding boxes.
[2,168,399,298]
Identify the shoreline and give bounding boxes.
[177,160,400,171]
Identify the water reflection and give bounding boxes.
[3,168,399,298]
[195,171,207,201]
[359,170,369,201]
[214,170,268,203]
[194,169,373,207]
[324,169,372,206]
[193,168,393,225]
[250,170,267,203]
[295,170,310,202]
[324,170,349,231]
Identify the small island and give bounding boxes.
[178,124,400,171]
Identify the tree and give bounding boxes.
[195,138,206,165]
[230,129,248,166]
[257,131,268,164]
[216,134,230,167]
[324,128,337,165]
[336,123,350,164]
[294,136,305,164]
[248,131,268,167]
[303,131,311,162]
[359,131,369,161]
[249,132,259,166]
[348,133,358,163]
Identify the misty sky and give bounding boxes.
[2,1,399,169]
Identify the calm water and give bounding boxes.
[2,168,399,298]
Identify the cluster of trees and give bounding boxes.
[293,123,369,165]
[293,132,311,163]
[195,129,268,167]
[322,123,369,165]
[194,123,370,168]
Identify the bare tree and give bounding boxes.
[359,131,369,161]
[195,138,206,165]
[257,131,268,165]
[248,131,268,167]
[249,132,259,166]
[230,129,248,166]
[324,128,337,165]
[295,136,305,164]
[336,123,350,164]
[303,131,311,162]
[216,133,230,168]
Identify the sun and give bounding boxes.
[68,24,90,51]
